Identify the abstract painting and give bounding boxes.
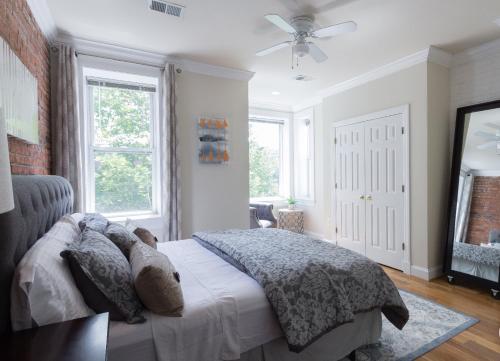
[198,117,229,164]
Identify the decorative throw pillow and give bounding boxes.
[105,222,141,258]
[61,229,145,324]
[11,215,94,331]
[125,219,158,249]
[129,241,184,316]
[134,227,158,249]
[78,213,109,234]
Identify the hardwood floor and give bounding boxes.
[383,267,500,361]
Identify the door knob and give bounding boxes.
[366,195,372,201]
[359,195,365,200]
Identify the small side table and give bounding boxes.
[278,208,304,234]
[0,313,109,361]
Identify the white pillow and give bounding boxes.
[11,214,95,331]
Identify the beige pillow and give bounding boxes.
[125,219,158,249]
[130,242,184,316]
[133,227,158,249]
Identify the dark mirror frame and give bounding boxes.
[444,100,500,298]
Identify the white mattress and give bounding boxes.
[108,239,382,361]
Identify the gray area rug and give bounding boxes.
[354,289,478,360]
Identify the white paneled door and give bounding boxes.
[334,110,407,270]
[335,123,366,255]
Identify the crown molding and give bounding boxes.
[428,46,453,68]
[249,100,293,113]
[172,57,255,82]
[26,0,57,40]
[55,33,254,82]
[265,46,452,114]
[318,46,451,99]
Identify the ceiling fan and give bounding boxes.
[474,122,500,152]
[256,14,357,63]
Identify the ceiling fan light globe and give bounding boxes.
[294,43,309,57]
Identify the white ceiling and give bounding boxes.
[46,0,500,106]
[463,108,500,171]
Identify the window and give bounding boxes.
[83,71,159,217]
[249,118,284,198]
[293,109,314,201]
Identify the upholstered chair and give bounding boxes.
[249,203,277,228]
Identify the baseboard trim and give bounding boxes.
[411,265,444,281]
[304,231,326,240]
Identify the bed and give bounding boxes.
[451,242,500,282]
[0,176,403,361]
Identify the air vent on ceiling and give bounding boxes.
[147,0,185,18]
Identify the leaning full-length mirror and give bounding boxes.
[446,101,500,297]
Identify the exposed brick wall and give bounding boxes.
[466,176,500,245]
[0,0,51,174]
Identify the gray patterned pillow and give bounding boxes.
[78,213,109,234]
[105,222,141,258]
[61,229,145,324]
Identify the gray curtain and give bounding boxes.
[50,45,82,211]
[161,64,181,241]
[454,173,474,243]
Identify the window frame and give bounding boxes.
[293,107,315,203]
[80,62,161,219]
[248,115,288,201]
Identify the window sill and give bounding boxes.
[250,196,286,203]
[104,212,162,223]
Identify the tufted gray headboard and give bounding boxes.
[0,175,73,334]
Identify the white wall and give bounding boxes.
[427,63,451,269]
[322,62,431,270]
[319,61,450,278]
[177,71,250,238]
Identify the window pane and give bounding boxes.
[94,151,153,214]
[249,121,281,198]
[91,84,152,148]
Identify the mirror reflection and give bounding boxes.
[452,107,500,282]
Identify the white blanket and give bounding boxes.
[150,240,282,361]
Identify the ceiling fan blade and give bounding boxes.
[312,21,357,38]
[485,122,500,131]
[474,130,498,140]
[264,14,297,34]
[308,42,328,63]
[256,41,292,56]
[477,141,498,150]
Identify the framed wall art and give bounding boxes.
[197,117,229,164]
[0,37,39,144]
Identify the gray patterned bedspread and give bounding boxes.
[453,242,500,267]
[193,228,409,352]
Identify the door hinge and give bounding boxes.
[335,183,338,189]
[402,243,405,251]
[402,185,405,192]
[334,137,337,145]
[335,227,338,233]
[401,126,405,135]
